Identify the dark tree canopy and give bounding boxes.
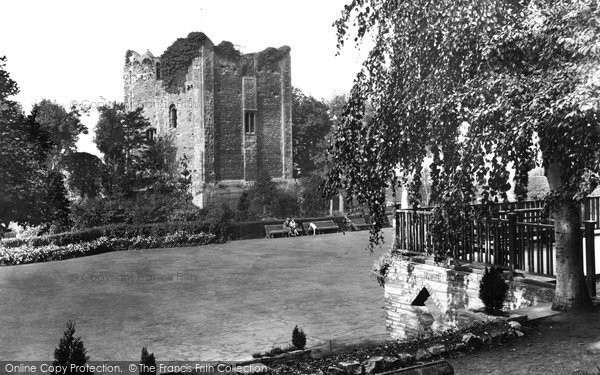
[95,103,150,194]
[60,152,103,199]
[0,58,70,231]
[0,56,18,102]
[292,89,334,178]
[328,0,600,311]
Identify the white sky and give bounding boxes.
[1,0,367,155]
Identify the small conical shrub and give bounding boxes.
[53,321,92,375]
[140,347,156,375]
[292,325,306,350]
[479,267,509,315]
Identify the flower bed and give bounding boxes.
[0,220,218,249]
[256,319,529,374]
[0,231,216,266]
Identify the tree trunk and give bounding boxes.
[546,161,592,311]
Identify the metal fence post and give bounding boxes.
[584,220,596,297]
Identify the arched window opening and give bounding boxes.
[169,104,177,128]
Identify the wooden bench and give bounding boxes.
[265,224,289,239]
[302,222,312,234]
[304,220,339,235]
[350,217,371,231]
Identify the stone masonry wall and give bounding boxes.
[124,48,207,197]
[124,34,293,207]
[214,50,244,181]
[384,258,554,341]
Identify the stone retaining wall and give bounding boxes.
[384,257,554,340]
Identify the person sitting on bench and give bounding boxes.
[289,218,299,237]
[283,218,292,236]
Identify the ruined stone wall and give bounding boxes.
[211,46,292,181]
[213,51,244,181]
[124,34,293,208]
[124,48,209,197]
[254,48,292,179]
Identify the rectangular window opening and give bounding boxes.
[244,111,255,134]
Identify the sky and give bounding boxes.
[1,0,368,155]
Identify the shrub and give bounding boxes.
[8,223,44,239]
[264,347,285,356]
[235,192,251,221]
[69,194,203,229]
[205,204,233,242]
[249,169,278,218]
[292,325,307,350]
[140,347,156,375]
[53,321,92,375]
[479,267,509,315]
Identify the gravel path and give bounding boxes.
[450,311,600,375]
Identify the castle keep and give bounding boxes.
[124,32,293,207]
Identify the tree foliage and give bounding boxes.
[95,103,150,194]
[32,99,87,169]
[60,152,103,199]
[292,89,334,178]
[0,57,71,231]
[299,174,329,216]
[328,0,600,310]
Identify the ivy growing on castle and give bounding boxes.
[256,47,289,71]
[160,32,209,94]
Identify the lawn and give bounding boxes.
[0,229,390,361]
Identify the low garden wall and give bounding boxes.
[383,256,554,340]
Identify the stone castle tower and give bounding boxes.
[124,32,293,207]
